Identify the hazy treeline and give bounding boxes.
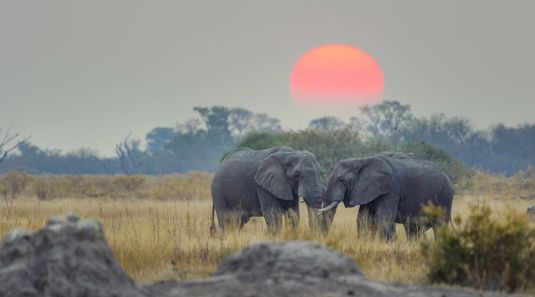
[0,101,533,175]
[308,101,535,175]
[0,107,282,174]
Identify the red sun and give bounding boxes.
[290,44,384,105]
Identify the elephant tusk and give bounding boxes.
[317,201,339,213]
[299,196,305,203]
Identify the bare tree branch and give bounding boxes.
[0,124,21,164]
[115,132,143,175]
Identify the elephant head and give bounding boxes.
[254,150,325,231]
[319,157,393,232]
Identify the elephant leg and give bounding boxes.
[404,222,420,241]
[404,219,430,241]
[258,189,284,233]
[264,211,283,233]
[216,207,247,232]
[357,205,375,238]
[216,209,232,231]
[371,194,398,241]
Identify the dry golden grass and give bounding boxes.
[0,170,534,286]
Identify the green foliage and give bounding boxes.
[422,202,448,226]
[234,128,392,172]
[401,142,470,183]
[283,128,392,172]
[235,132,288,150]
[421,205,535,292]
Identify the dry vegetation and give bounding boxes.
[0,170,534,290]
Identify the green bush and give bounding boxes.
[235,132,288,151]
[421,205,535,292]
[234,128,392,172]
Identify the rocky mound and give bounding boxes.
[0,213,144,297]
[0,214,518,297]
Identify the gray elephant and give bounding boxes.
[319,152,454,240]
[210,146,325,233]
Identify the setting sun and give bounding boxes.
[290,44,384,105]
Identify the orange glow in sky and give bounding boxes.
[290,44,384,105]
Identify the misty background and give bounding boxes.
[0,1,534,175]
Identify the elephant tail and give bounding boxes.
[210,204,216,236]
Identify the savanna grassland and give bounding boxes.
[0,170,534,287]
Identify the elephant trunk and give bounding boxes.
[298,177,324,233]
[317,183,345,235]
[319,207,336,235]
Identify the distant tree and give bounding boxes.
[352,100,413,144]
[1,104,532,176]
[193,106,234,149]
[146,127,174,154]
[488,123,535,174]
[17,140,40,157]
[226,108,282,138]
[115,133,144,175]
[309,116,345,130]
[0,125,21,164]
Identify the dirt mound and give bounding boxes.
[0,214,517,297]
[0,213,144,297]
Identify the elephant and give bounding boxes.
[319,152,454,240]
[210,146,325,233]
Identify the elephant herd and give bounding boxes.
[210,146,454,240]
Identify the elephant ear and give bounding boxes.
[349,157,393,206]
[254,153,293,201]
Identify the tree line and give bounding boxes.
[0,101,533,176]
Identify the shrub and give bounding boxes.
[33,176,77,200]
[234,132,288,151]
[234,128,392,172]
[0,171,33,201]
[421,205,535,292]
[113,175,147,194]
[283,128,392,172]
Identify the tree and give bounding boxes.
[352,100,413,144]
[0,125,21,164]
[115,133,144,175]
[146,127,174,154]
[193,106,234,149]
[228,108,282,138]
[309,116,345,130]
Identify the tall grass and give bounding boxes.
[0,170,534,289]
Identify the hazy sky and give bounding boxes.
[1,1,534,155]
